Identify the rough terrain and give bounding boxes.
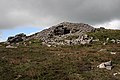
[1,22,120,80]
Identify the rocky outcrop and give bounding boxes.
[53,25,70,35]
[27,22,95,46]
[7,22,95,46]
[35,22,95,41]
[7,33,26,43]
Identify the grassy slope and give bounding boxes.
[87,29,120,41]
[0,30,120,80]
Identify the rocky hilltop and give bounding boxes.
[7,22,95,45]
[27,22,95,46]
[31,22,95,40]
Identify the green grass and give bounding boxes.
[87,29,120,41]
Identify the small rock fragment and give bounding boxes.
[113,72,120,76]
[98,49,106,52]
[110,52,116,55]
[6,45,17,48]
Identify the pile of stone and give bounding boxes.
[41,34,94,47]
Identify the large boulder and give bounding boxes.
[7,33,26,43]
[53,25,70,35]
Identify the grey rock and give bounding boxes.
[110,52,116,55]
[98,49,107,52]
[113,72,120,76]
[6,45,17,48]
[30,22,95,41]
[97,61,112,70]
[106,38,109,42]
[116,39,120,44]
[92,39,99,42]
[7,33,26,43]
[105,66,112,70]
[6,22,95,46]
[97,63,106,68]
[104,61,112,66]
[110,39,116,43]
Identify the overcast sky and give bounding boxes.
[0,0,120,41]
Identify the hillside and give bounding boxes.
[26,22,95,43]
[0,22,120,80]
[87,29,120,41]
[28,22,95,41]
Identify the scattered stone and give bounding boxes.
[58,54,60,56]
[97,63,106,68]
[80,40,87,45]
[84,34,88,39]
[106,38,109,42]
[79,36,93,45]
[64,40,71,45]
[103,42,106,45]
[6,45,17,48]
[98,49,107,52]
[113,72,120,76]
[46,44,52,47]
[29,41,32,44]
[16,43,20,46]
[1,56,5,59]
[15,74,22,80]
[116,39,120,44]
[97,61,112,70]
[110,52,116,55]
[110,39,116,43]
[41,42,46,45]
[113,73,118,76]
[92,39,99,42]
